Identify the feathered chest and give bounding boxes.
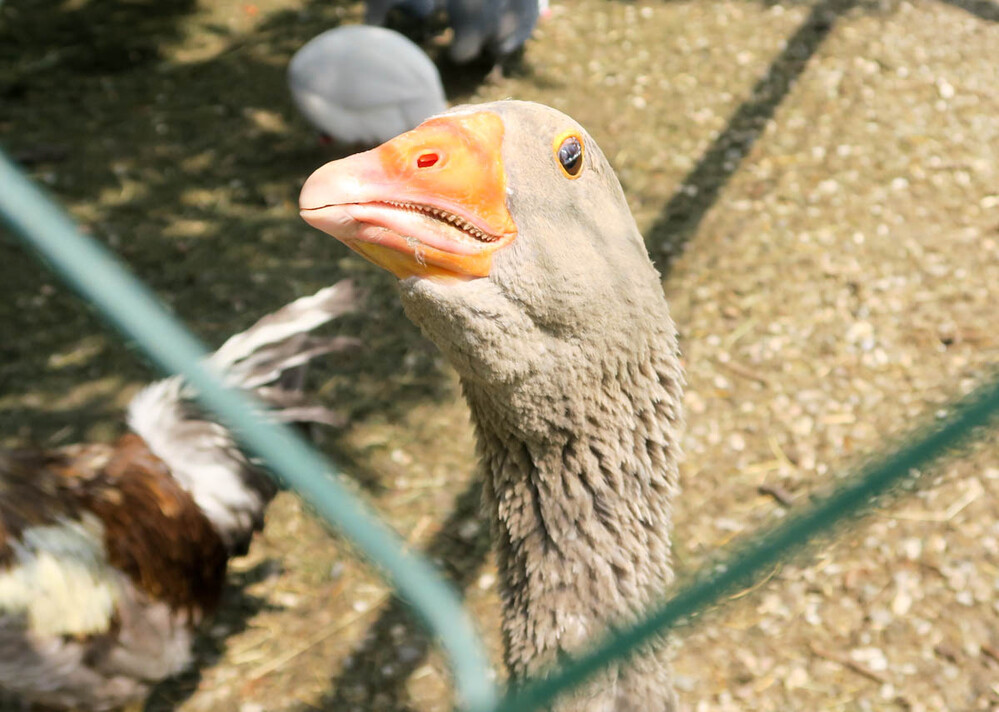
[0,434,228,638]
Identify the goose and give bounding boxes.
[0,282,358,711]
[364,0,541,71]
[446,0,540,67]
[364,0,441,27]
[288,25,447,146]
[299,102,682,711]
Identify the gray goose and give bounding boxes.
[364,0,440,26]
[445,0,541,66]
[288,25,446,147]
[364,0,543,72]
[300,101,683,711]
[0,282,357,711]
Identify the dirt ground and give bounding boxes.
[0,0,997,710]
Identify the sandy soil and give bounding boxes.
[0,0,996,710]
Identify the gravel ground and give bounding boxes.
[0,0,996,711]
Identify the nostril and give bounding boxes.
[417,152,439,168]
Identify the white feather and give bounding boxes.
[0,516,118,637]
[126,282,357,552]
[127,380,264,553]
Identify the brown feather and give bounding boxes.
[0,283,361,711]
[83,434,228,619]
[0,449,93,555]
[0,439,227,619]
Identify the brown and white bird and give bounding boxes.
[0,282,358,711]
[300,102,683,711]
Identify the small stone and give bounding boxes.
[389,623,407,641]
[869,607,893,627]
[390,448,413,465]
[850,647,888,671]
[274,591,300,608]
[685,390,707,414]
[673,674,696,692]
[786,666,809,689]
[714,517,744,532]
[457,519,481,541]
[397,644,423,664]
[899,538,922,560]
[892,589,912,616]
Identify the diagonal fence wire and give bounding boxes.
[0,150,498,712]
[493,373,998,712]
[2,146,997,712]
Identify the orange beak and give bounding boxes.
[299,112,517,280]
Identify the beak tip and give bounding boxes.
[299,173,326,214]
[298,205,324,232]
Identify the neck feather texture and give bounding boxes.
[463,326,683,712]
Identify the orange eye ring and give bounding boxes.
[553,131,584,179]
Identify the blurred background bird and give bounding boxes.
[287,25,447,147]
[362,0,546,79]
[446,0,540,74]
[0,281,359,711]
[364,0,443,27]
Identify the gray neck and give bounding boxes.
[462,329,683,711]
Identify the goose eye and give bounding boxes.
[554,134,584,178]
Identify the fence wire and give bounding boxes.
[495,374,998,712]
[1,146,996,712]
[0,150,498,712]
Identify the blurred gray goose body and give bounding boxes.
[364,0,539,65]
[299,101,683,711]
[364,0,441,26]
[0,283,358,711]
[447,0,540,64]
[288,25,446,146]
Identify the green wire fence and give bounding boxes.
[2,146,996,712]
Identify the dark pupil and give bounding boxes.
[558,137,582,174]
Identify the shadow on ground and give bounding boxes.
[310,479,490,712]
[0,0,464,450]
[144,561,284,712]
[647,0,858,272]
